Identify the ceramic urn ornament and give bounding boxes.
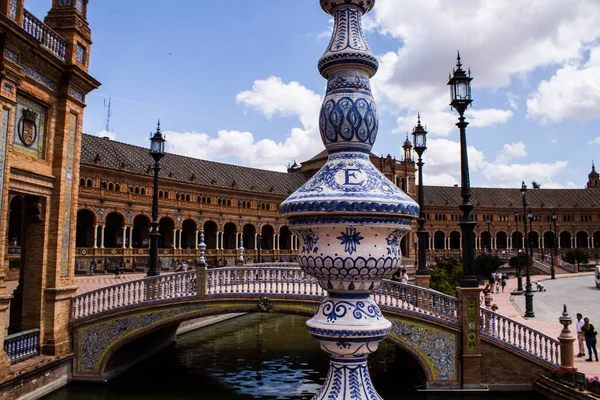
[280,0,419,398]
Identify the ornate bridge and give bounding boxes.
[70,265,560,388]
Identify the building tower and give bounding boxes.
[280,1,418,398]
[587,161,599,188]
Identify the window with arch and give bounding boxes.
[115,184,120,191]
[164,191,169,199]
[87,179,92,187]
[186,194,190,202]
[134,187,140,194]
[141,188,146,195]
[100,181,107,190]
[79,178,85,186]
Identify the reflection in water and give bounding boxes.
[44,313,543,400]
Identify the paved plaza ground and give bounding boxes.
[490,270,600,377]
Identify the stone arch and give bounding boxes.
[512,231,523,249]
[79,178,85,186]
[141,188,146,195]
[115,183,120,192]
[449,231,460,250]
[104,212,124,248]
[76,209,96,247]
[433,231,445,250]
[158,217,175,249]
[559,231,571,248]
[86,179,93,187]
[576,231,589,248]
[481,231,492,252]
[181,219,197,249]
[223,222,237,249]
[108,182,114,191]
[132,215,150,249]
[261,225,275,250]
[528,231,539,249]
[279,226,292,250]
[202,220,218,250]
[543,231,555,251]
[243,223,256,250]
[496,231,507,249]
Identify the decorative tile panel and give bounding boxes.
[75,44,85,63]
[75,0,83,12]
[13,95,47,158]
[0,109,9,224]
[69,87,84,102]
[20,64,59,92]
[388,318,458,383]
[4,49,18,64]
[9,0,17,19]
[60,113,77,278]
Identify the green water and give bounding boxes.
[44,313,544,399]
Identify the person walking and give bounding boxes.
[401,268,409,284]
[501,277,506,293]
[583,317,598,362]
[576,313,586,357]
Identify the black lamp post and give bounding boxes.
[256,234,263,263]
[551,211,557,279]
[486,218,491,253]
[521,182,534,317]
[514,210,523,293]
[448,53,477,288]
[148,121,165,277]
[412,114,428,277]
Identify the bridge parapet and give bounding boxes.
[480,308,560,366]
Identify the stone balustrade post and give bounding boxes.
[458,287,483,389]
[558,304,575,368]
[196,265,207,298]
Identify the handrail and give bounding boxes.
[72,271,197,320]
[21,9,67,61]
[480,308,560,365]
[4,329,39,363]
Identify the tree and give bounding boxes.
[509,252,532,269]
[564,249,589,270]
[532,181,541,189]
[429,258,463,296]
[474,254,504,280]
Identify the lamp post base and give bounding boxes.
[414,274,430,288]
[524,291,535,318]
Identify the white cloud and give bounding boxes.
[527,46,600,124]
[366,0,600,133]
[165,77,323,171]
[481,161,569,188]
[95,130,116,140]
[495,142,527,164]
[506,92,519,110]
[420,139,485,184]
[589,137,600,144]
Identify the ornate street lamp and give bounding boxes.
[148,121,165,277]
[486,218,491,253]
[514,210,523,293]
[521,181,535,317]
[412,114,428,278]
[551,211,558,279]
[448,53,477,287]
[256,233,263,264]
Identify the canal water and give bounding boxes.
[44,313,544,399]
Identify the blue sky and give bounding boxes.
[26,0,600,188]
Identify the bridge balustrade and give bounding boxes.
[206,266,325,296]
[480,308,560,365]
[4,329,40,363]
[375,280,460,323]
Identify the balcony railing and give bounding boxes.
[4,329,40,363]
[21,9,67,61]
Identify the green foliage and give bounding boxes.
[474,254,504,280]
[564,249,589,265]
[429,258,463,297]
[509,252,532,268]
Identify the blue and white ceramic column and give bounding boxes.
[280,1,419,399]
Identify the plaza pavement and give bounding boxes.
[488,271,600,377]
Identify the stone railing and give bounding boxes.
[21,9,67,61]
[72,271,197,320]
[480,308,560,366]
[375,280,460,323]
[205,266,325,296]
[4,329,39,363]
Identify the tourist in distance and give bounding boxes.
[582,317,599,362]
[576,313,586,357]
[401,268,409,284]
